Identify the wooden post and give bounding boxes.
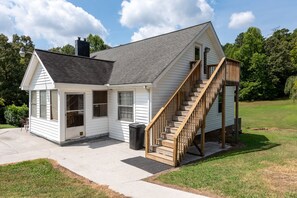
[201,95,206,156]
[235,83,239,143]
[221,81,226,148]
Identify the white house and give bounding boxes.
[21,22,240,166]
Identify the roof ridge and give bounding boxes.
[93,21,211,54]
[35,49,114,63]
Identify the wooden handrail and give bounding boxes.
[173,57,226,139]
[145,60,201,131]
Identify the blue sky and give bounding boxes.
[1,0,297,50]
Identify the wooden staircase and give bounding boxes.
[145,58,240,166]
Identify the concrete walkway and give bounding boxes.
[0,128,208,198]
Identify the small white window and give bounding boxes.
[40,90,46,119]
[31,91,37,117]
[93,91,107,117]
[50,90,58,120]
[118,91,133,121]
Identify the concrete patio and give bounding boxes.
[0,128,229,198]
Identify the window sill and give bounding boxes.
[92,116,108,119]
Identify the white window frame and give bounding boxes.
[93,91,108,118]
[118,91,134,122]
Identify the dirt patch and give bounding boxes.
[261,160,297,194]
[48,159,127,198]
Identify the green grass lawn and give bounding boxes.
[0,159,125,198]
[156,99,297,198]
[0,124,15,129]
[240,99,297,130]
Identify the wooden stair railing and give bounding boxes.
[145,57,240,166]
[145,60,202,159]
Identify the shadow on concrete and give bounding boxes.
[64,137,123,149]
[121,156,172,174]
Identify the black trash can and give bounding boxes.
[129,123,145,150]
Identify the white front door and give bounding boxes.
[65,93,85,140]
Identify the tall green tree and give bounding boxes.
[49,44,75,55]
[265,28,297,98]
[87,34,110,53]
[0,34,34,106]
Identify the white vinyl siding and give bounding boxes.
[152,45,194,116]
[30,116,59,142]
[109,88,149,142]
[85,90,109,137]
[199,29,221,65]
[205,86,235,132]
[30,64,53,90]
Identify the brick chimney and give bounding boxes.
[75,37,90,57]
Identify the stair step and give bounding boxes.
[169,121,182,127]
[176,110,188,116]
[183,100,195,105]
[192,87,203,92]
[180,105,191,111]
[146,153,174,166]
[156,146,173,157]
[162,139,174,148]
[187,96,197,101]
[163,132,174,140]
[190,92,200,97]
[172,115,186,121]
[166,127,178,133]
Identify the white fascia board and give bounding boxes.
[152,23,210,87]
[107,83,153,89]
[20,51,38,90]
[54,83,108,90]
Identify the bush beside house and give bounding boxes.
[4,104,28,127]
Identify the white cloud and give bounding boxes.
[228,11,255,29]
[0,0,107,47]
[120,0,214,41]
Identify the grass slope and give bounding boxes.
[0,124,15,129]
[0,159,125,198]
[156,99,297,198]
[240,99,297,130]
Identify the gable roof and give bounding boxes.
[91,22,210,85]
[35,49,114,85]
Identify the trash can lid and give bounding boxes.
[129,123,146,128]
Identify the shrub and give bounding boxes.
[284,76,297,102]
[4,104,29,127]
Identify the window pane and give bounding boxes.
[93,104,107,117]
[67,111,84,127]
[31,104,37,117]
[93,91,107,103]
[195,47,200,60]
[40,91,46,105]
[51,90,58,120]
[118,106,133,121]
[31,91,37,117]
[40,91,46,118]
[67,95,83,111]
[118,91,133,106]
[31,91,36,104]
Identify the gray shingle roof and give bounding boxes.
[36,49,113,85]
[91,22,209,85]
